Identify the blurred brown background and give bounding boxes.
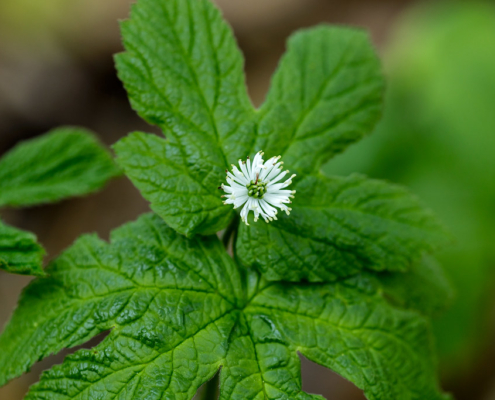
[1,0,495,399]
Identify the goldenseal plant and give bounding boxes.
[0,0,455,399]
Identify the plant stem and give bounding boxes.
[200,373,219,400]
[221,214,239,250]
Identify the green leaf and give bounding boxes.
[378,256,455,317]
[114,0,384,237]
[254,26,384,175]
[0,215,449,399]
[114,0,255,236]
[237,174,450,282]
[114,132,234,237]
[321,2,495,373]
[0,127,121,208]
[220,273,450,400]
[0,220,45,276]
[0,213,243,390]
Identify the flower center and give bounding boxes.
[247,179,267,199]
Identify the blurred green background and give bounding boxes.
[1,0,494,399]
[324,2,495,395]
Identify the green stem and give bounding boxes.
[200,373,219,400]
[222,214,239,250]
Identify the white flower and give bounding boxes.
[220,151,296,225]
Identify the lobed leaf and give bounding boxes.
[220,272,451,400]
[0,215,450,399]
[237,174,450,282]
[0,220,45,276]
[115,0,256,236]
[114,0,385,237]
[0,127,121,207]
[114,132,234,237]
[254,26,384,175]
[0,213,243,389]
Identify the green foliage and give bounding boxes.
[378,256,454,317]
[232,275,451,400]
[0,214,449,400]
[114,0,256,237]
[0,214,241,392]
[255,26,384,175]
[0,0,454,397]
[237,174,448,282]
[323,1,495,375]
[0,220,45,276]
[114,0,383,237]
[0,127,120,276]
[114,131,234,237]
[0,127,121,208]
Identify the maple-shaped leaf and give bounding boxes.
[0,214,451,400]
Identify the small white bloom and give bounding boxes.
[220,151,296,225]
